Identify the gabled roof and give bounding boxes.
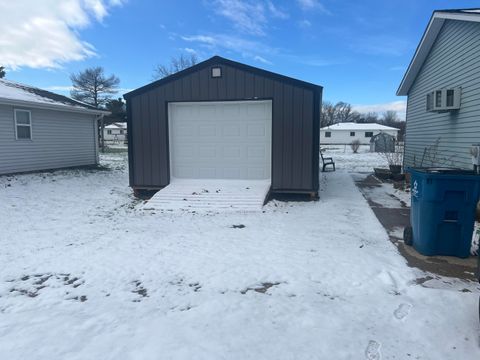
[106,122,127,129]
[320,122,399,131]
[397,8,480,96]
[124,55,322,99]
[0,79,109,115]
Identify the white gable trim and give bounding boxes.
[397,11,480,96]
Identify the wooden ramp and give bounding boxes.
[144,179,271,212]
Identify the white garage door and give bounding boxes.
[169,101,272,180]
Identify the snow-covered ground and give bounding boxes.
[322,144,389,172]
[0,151,479,360]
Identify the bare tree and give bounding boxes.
[153,53,198,80]
[321,101,359,127]
[356,112,379,123]
[382,110,399,126]
[320,101,336,128]
[0,66,5,78]
[70,67,120,151]
[334,102,354,123]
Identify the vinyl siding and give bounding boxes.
[320,129,398,145]
[0,104,97,175]
[129,61,320,193]
[405,19,480,169]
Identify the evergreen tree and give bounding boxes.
[70,67,119,107]
[105,98,126,124]
[0,66,6,79]
[70,67,120,151]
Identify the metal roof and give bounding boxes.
[0,79,109,115]
[124,55,322,99]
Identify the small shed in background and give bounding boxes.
[370,132,396,153]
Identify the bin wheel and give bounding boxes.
[403,226,413,246]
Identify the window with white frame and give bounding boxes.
[15,109,32,140]
[107,130,112,134]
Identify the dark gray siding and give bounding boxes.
[405,19,480,169]
[128,61,321,193]
[0,104,97,175]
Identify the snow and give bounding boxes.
[146,178,271,212]
[0,79,96,112]
[105,122,127,129]
[321,122,400,131]
[0,151,479,359]
[322,145,389,172]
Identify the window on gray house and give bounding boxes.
[107,130,112,134]
[426,92,433,111]
[325,131,331,138]
[120,130,124,135]
[15,109,32,140]
[350,131,355,136]
[435,90,442,107]
[446,89,454,107]
[365,132,373,137]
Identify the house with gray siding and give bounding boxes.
[0,79,108,175]
[397,9,480,169]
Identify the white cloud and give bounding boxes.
[253,55,273,65]
[209,0,289,36]
[181,33,276,60]
[353,101,407,120]
[211,0,267,35]
[44,85,132,95]
[0,0,124,69]
[296,0,330,14]
[266,1,289,19]
[299,19,312,28]
[44,85,74,91]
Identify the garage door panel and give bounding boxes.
[169,101,272,180]
[223,124,241,136]
[224,146,241,159]
[247,124,266,136]
[247,146,266,158]
[198,146,216,158]
[248,167,267,179]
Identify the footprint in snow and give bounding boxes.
[365,340,381,360]
[394,303,412,320]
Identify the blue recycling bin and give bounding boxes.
[407,168,480,258]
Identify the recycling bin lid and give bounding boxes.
[408,167,476,175]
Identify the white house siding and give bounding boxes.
[320,129,398,145]
[405,19,480,169]
[104,128,127,143]
[0,104,98,175]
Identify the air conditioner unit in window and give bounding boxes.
[426,87,461,112]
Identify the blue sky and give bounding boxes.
[0,0,476,117]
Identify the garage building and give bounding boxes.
[124,56,322,200]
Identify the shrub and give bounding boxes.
[350,140,361,153]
